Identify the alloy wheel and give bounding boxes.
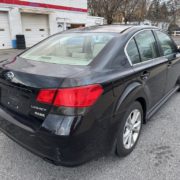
[123,109,142,149]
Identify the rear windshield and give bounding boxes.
[20,33,114,66]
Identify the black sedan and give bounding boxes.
[0,25,179,166]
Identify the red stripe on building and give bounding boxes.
[0,0,88,12]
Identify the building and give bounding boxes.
[0,0,104,49]
[176,2,180,27]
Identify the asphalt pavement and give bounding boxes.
[173,36,180,45]
[0,45,180,180]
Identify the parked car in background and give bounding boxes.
[0,25,179,166]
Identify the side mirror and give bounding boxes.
[177,45,180,53]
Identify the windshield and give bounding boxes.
[20,33,114,66]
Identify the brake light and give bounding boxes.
[36,85,103,108]
[36,89,56,104]
[54,84,103,107]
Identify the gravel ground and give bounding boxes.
[0,47,180,180]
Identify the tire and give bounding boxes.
[116,101,143,157]
[177,78,180,91]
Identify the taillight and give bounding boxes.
[53,84,103,107]
[36,89,56,104]
[36,84,103,108]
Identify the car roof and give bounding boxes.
[65,25,158,34]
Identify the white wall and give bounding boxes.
[8,7,22,39]
[86,16,104,27]
[0,2,104,49]
[49,11,88,34]
[20,0,87,9]
[0,6,23,48]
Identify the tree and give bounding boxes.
[147,0,161,24]
[146,0,171,25]
[88,0,151,24]
[160,2,169,21]
[88,0,124,24]
[129,0,149,24]
[167,0,178,24]
[120,0,141,24]
[167,0,180,32]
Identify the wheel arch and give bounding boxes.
[135,97,147,124]
[114,81,149,123]
[176,75,180,86]
[110,82,149,155]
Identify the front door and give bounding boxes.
[155,30,180,94]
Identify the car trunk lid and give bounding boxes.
[0,57,86,129]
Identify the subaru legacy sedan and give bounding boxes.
[0,25,179,166]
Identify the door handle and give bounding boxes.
[167,61,172,67]
[140,71,150,80]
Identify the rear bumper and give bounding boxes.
[0,107,113,166]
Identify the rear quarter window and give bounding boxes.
[126,38,141,64]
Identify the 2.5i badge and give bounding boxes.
[30,105,47,119]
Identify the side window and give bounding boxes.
[155,31,176,56]
[135,30,159,62]
[126,38,141,64]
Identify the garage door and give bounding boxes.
[0,12,11,49]
[21,13,49,47]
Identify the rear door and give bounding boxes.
[126,30,168,109]
[154,30,180,94]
